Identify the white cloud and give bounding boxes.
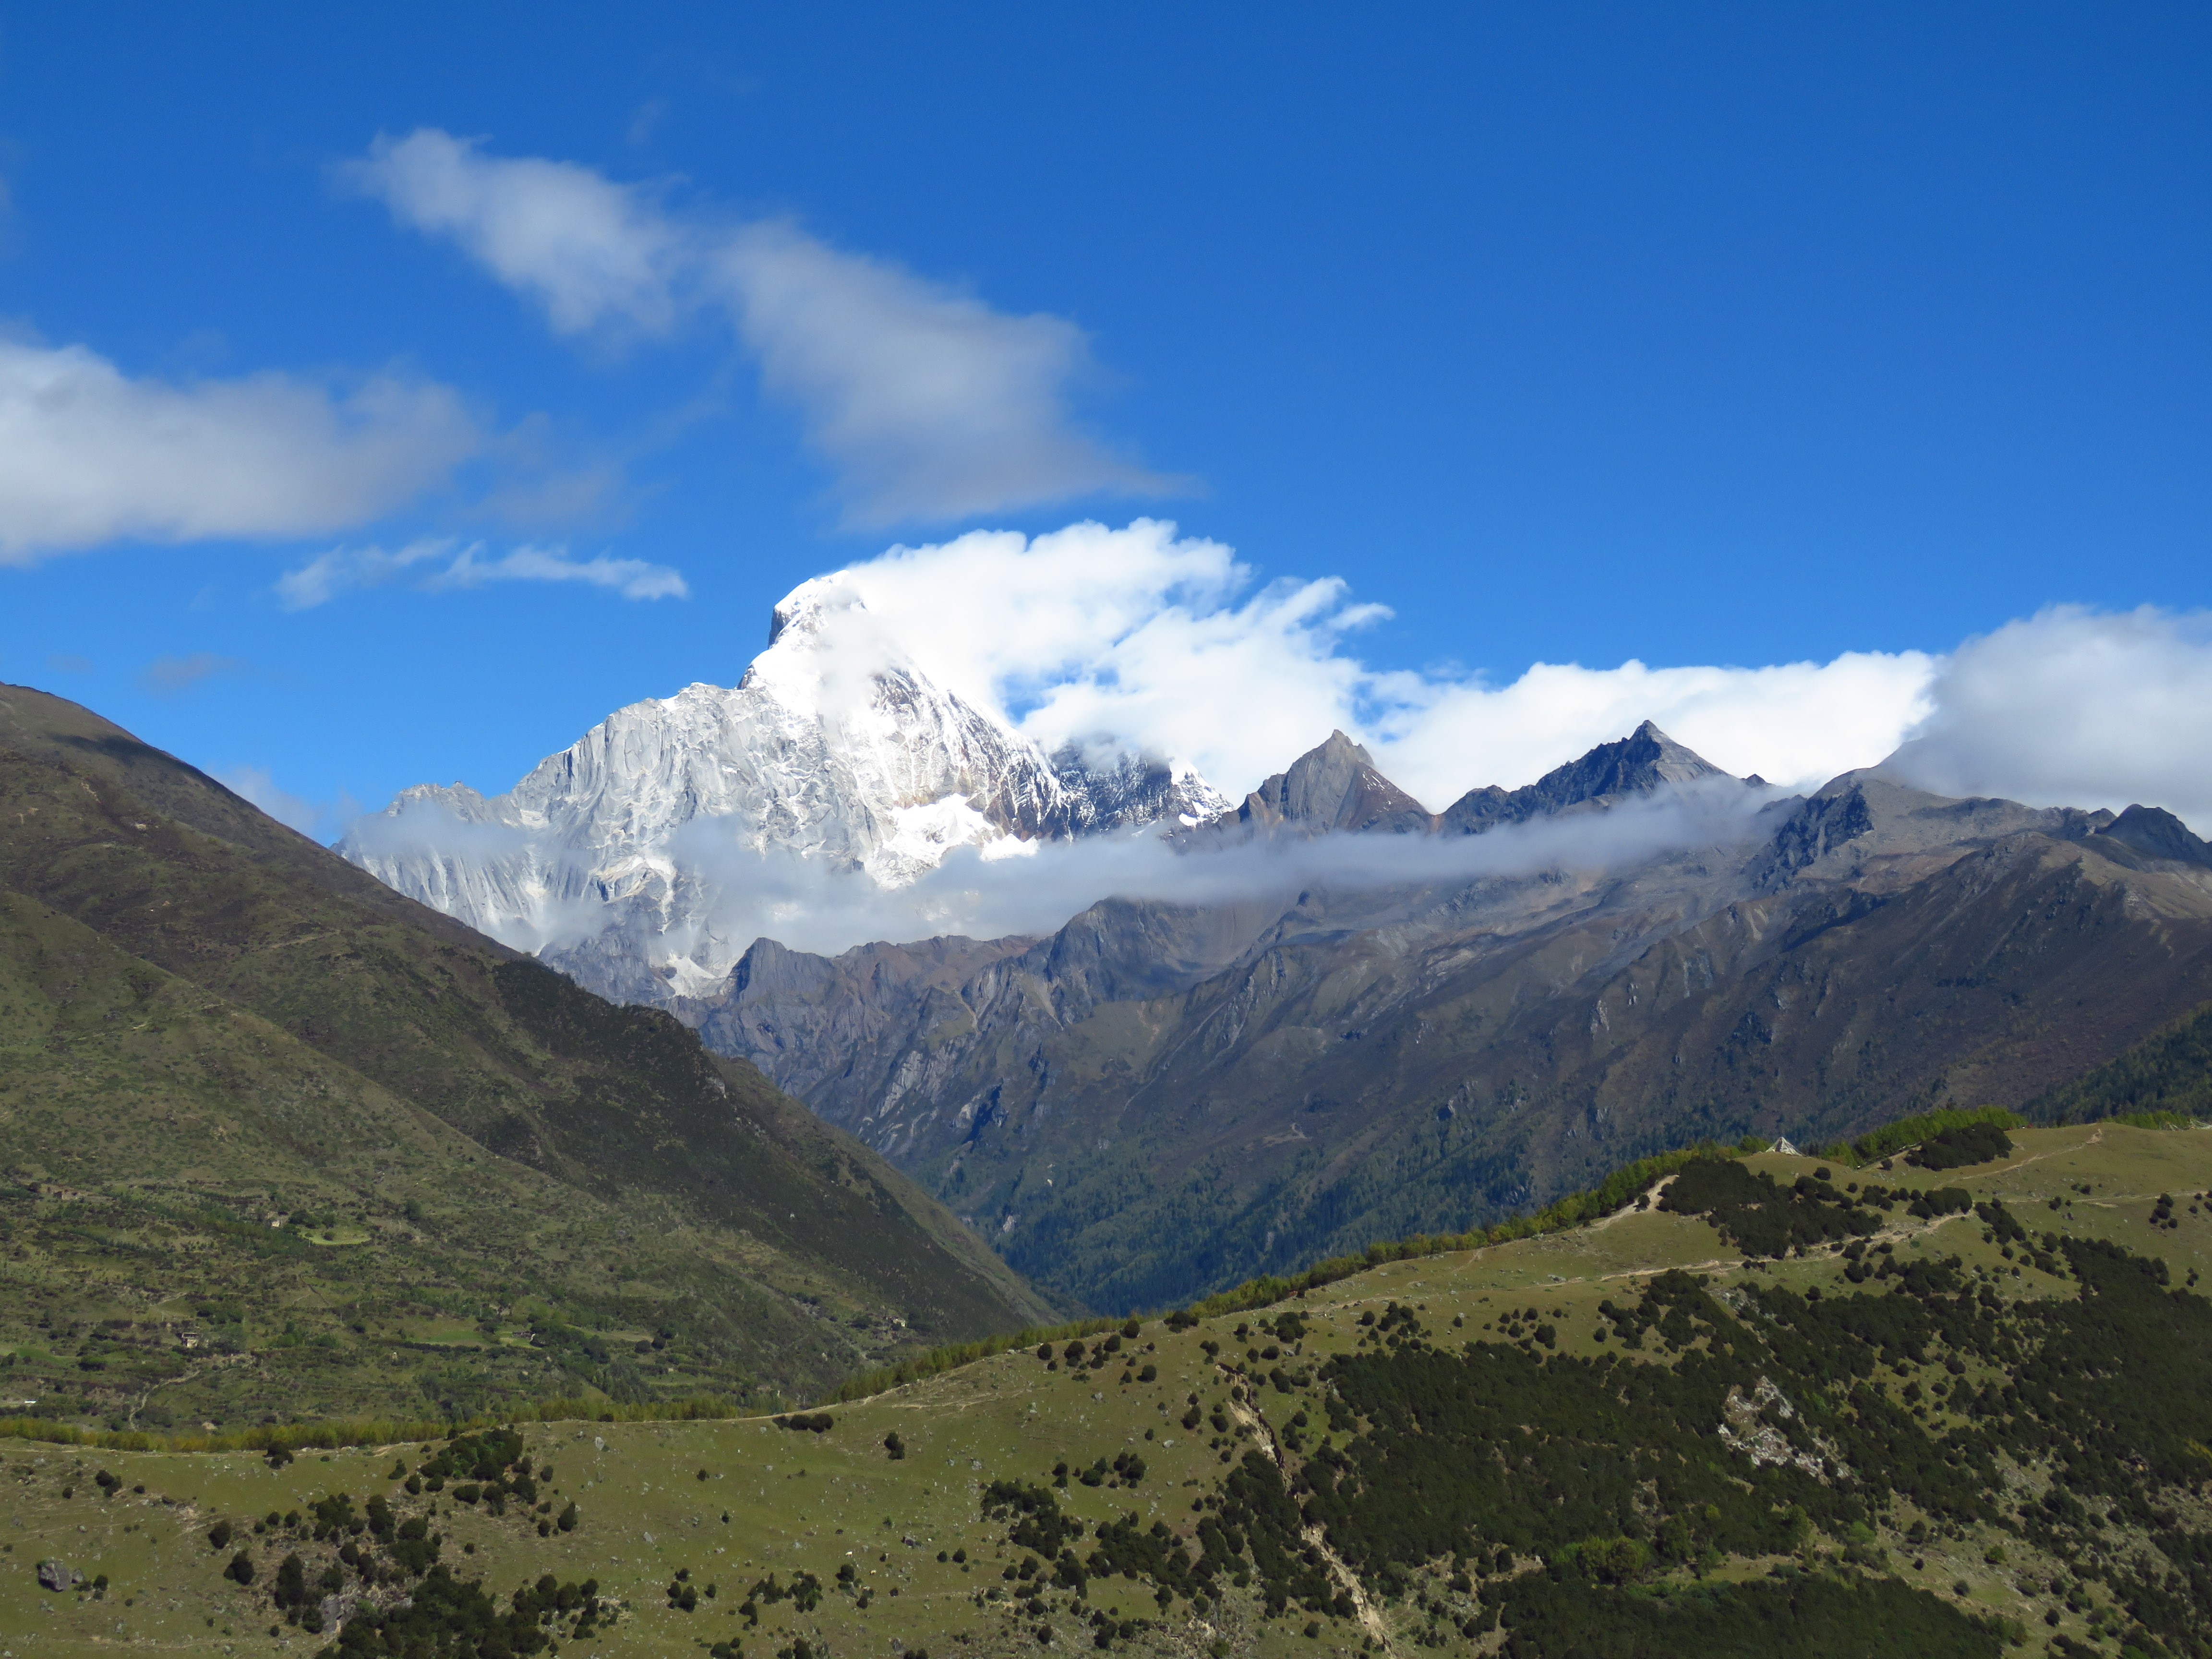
[343,130,685,337]
[344,129,1168,524]
[712,223,1164,523]
[0,337,479,562]
[216,765,321,836]
[277,536,687,610]
[656,776,1785,958]
[1367,652,1941,807]
[781,520,1939,805]
[1884,605,2212,831]
[428,542,689,600]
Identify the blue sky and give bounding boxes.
[3,3,2210,827]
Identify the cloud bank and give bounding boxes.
[360,774,1787,965]
[276,537,687,610]
[1884,605,2212,830]
[344,129,1169,524]
[774,519,1944,805]
[0,337,479,562]
[673,778,1789,959]
[347,520,2211,964]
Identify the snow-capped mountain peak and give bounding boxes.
[338,582,1227,1001]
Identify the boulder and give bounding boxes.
[36,1558,81,1590]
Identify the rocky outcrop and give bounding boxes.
[2095,804,2212,869]
[1442,719,1731,834]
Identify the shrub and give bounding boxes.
[1907,1121,2015,1171]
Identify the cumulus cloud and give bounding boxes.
[775,520,1939,805]
[1368,653,1940,808]
[344,129,1169,524]
[137,653,250,696]
[276,536,687,610]
[742,521,2211,835]
[0,337,479,562]
[1884,606,2212,831]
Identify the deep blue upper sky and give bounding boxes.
[3,2,2208,821]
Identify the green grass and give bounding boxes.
[7,1120,2207,1658]
[0,685,1059,1432]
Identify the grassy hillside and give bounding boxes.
[7,1117,2209,1658]
[0,684,1057,1430]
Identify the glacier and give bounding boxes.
[337,573,1227,1001]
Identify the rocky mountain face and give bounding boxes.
[338,576,1225,1003]
[684,731,2212,1312]
[1187,720,1724,843]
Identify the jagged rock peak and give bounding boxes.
[1442,721,1735,836]
[1197,721,1744,846]
[1234,730,1436,836]
[2095,804,2212,869]
[1544,720,1725,795]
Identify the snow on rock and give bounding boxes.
[338,579,1225,1000]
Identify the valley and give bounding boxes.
[12,683,2212,1659]
[692,739,2212,1312]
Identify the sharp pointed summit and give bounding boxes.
[1227,730,1436,836]
[1193,721,1739,847]
[1442,719,1734,835]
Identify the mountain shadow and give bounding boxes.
[0,683,1058,1430]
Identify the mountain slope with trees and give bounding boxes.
[7,1111,2209,1659]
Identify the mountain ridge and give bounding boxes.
[684,728,2212,1310]
[0,682,1058,1428]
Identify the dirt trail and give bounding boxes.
[1586,1173,1678,1231]
[1225,1387,1395,1653]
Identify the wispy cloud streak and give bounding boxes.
[343,130,1171,524]
[277,537,687,610]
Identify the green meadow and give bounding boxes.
[6,1121,2210,1658]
